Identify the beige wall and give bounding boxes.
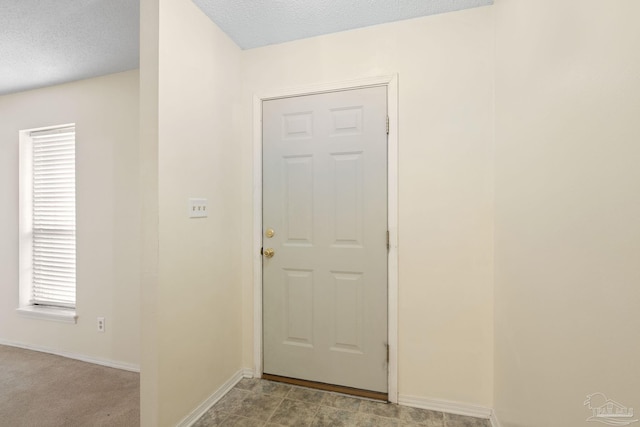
[0,70,140,368]
[140,0,244,425]
[240,6,495,407]
[494,1,640,426]
[10,2,638,425]
[139,0,160,424]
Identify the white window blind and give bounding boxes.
[30,127,76,308]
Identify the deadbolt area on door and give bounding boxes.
[265,228,275,238]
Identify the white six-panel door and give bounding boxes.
[262,86,388,393]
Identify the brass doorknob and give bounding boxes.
[263,248,275,258]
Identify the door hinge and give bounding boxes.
[386,344,390,363]
[386,116,389,135]
[386,230,390,251]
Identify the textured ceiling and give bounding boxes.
[1,0,492,96]
[192,0,493,49]
[0,0,139,96]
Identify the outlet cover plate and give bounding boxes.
[189,198,208,218]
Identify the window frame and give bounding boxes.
[18,124,78,324]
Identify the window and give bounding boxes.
[18,125,77,323]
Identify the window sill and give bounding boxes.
[16,306,78,324]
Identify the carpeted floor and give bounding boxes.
[0,344,139,427]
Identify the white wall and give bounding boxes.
[0,70,140,368]
[494,1,640,425]
[240,6,495,407]
[140,0,244,425]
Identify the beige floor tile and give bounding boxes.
[214,389,251,414]
[399,406,444,426]
[444,413,490,427]
[312,406,360,426]
[220,415,265,427]
[268,398,319,426]
[193,409,229,427]
[194,380,490,427]
[321,393,362,412]
[234,378,260,392]
[356,412,402,427]
[253,380,292,397]
[359,400,401,419]
[233,392,283,421]
[286,386,328,404]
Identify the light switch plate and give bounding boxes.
[189,198,208,218]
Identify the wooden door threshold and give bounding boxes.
[262,374,388,402]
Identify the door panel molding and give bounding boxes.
[252,74,399,403]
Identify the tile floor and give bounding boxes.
[194,378,490,427]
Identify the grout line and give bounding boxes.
[309,398,323,427]
[263,396,285,425]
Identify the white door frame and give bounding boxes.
[252,74,399,403]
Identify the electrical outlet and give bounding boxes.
[97,317,105,332]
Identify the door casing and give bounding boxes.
[252,74,399,403]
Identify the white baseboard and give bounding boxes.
[0,339,140,372]
[489,410,502,427]
[398,394,492,420]
[177,369,248,427]
[242,367,254,378]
